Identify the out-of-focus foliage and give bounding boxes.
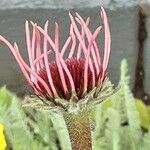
[94,59,150,150]
[0,59,150,150]
[0,87,58,150]
[135,99,150,129]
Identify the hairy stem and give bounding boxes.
[63,110,92,150]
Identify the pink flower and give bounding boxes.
[0,7,111,109]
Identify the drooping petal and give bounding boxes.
[54,23,69,94]
[100,7,111,78]
[37,24,76,93]
[25,21,36,82]
[69,12,96,89]
[75,13,100,74]
[43,21,58,97]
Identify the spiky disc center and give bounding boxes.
[37,58,100,100]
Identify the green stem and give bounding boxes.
[63,110,92,150]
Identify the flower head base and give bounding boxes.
[0,7,114,112]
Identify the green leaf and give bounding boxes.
[0,87,33,149]
[50,112,71,150]
[135,100,150,129]
[140,130,150,150]
[100,99,112,116]
[147,106,150,120]
[0,86,11,107]
[121,59,142,148]
[0,87,58,150]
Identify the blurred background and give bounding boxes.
[0,0,149,104]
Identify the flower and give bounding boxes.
[0,7,113,112]
[0,124,6,150]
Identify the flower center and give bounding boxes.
[37,58,99,100]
